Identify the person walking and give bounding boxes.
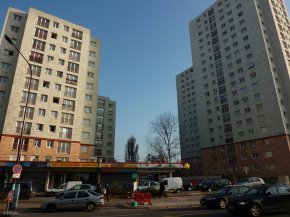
[104,183,110,201]
[159,181,166,198]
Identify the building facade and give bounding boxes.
[0,7,100,162]
[94,96,116,162]
[177,0,290,179]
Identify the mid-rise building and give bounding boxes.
[177,0,290,179]
[0,7,100,162]
[94,96,116,162]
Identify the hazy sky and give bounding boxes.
[1,0,289,161]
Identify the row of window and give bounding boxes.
[12,138,71,153]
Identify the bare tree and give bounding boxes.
[124,136,139,162]
[148,112,180,163]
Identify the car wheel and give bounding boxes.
[176,189,181,193]
[86,202,96,212]
[45,204,56,213]
[249,204,261,217]
[188,186,193,191]
[219,199,227,209]
[208,188,212,192]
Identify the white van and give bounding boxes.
[46,181,82,195]
[161,177,183,193]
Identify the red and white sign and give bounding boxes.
[12,164,22,174]
[7,191,14,203]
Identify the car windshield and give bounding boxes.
[57,183,67,189]
[216,187,230,194]
[244,187,265,196]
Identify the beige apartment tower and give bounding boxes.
[0,7,100,162]
[177,0,290,179]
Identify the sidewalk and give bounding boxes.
[0,191,203,214]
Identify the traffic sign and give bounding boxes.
[7,191,14,203]
[12,174,20,179]
[12,164,22,174]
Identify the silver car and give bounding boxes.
[236,177,265,186]
[41,190,104,212]
[55,184,97,197]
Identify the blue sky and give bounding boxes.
[1,0,289,161]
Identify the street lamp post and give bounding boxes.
[4,34,33,211]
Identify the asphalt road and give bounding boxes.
[21,207,290,217]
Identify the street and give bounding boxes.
[20,207,290,217]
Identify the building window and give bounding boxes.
[59,127,72,139]
[63,25,69,32]
[36,124,43,131]
[69,51,81,62]
[21,92,37,105]
[49,44,56,51]
[60,47,66,54]
[80,145,88,152]
[34,139,41,147]
[86,83,93,90]
[84,106,92,113]
[83,119,91,126]
[49,125,56,132]
[61,113,74,125]
[30,155,39,161]
[64,86,77,98]
[57,142,71,154]
[37,16,50,28]
[53,97,60,104]
[62,36,68,43]
[70,39,82,50]
[4,49,14,56]
[59,59,65,65]
[72,29,83,40]
[29,51,43,64]
[43,81,50,88]
[47,56,54,62]
[12,138,29,151]
[87,71,94,78]
[1,62,11,71]
[51,111,58,118]
[55,84,61,91]
[46,140,53,148]
[13,14,22,21]
[57,71,63,78]
[51,32,57,39]
[35,28,48,40]
[53,22,59,28]
[11,25,20,33]
[40,94,48,102]
[85,94,93,101]
[67,62,79,73]
[82,132,90,139]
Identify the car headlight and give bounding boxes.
[237,201,248,205]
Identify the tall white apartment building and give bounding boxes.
[94,96,116,162]
[177,0,290,178]
[0,7,100,162]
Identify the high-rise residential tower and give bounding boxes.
[0,7,100,162]
[177,0,290,178]
[94,96,116,162]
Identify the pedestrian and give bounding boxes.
[104,183,110,201]
[96,183,102,194]
[159,181,166,198]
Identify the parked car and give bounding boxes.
[227,184,290,217]
[236,177,265,186]
[161,177,183,193]
[196,178,212,190]
[200,178,231,192]
[55,184,97,197]
[41,190,104,212]
[183,180,194,191]
[136,181,160,191]
[200,185,250,209]
[0,181,36,200]
[46,181,82,196]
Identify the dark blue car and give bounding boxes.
[200,185,250,209]
[227,184,290,217]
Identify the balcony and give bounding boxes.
[66,78,78,86]
[59,132,72,139]
[62,104,75,112]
